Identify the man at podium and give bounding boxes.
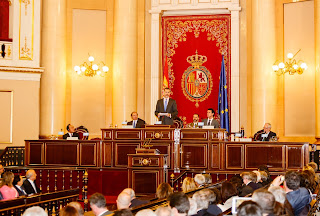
[254,123,277,141]
[127,112,146,128]
[155,88,178,125]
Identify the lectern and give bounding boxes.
[127,153,168,194]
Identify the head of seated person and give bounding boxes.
[194,174,205,188]
[136,209,157,216]
[117,192,132,210]
[60,205,78,216]
[114,209,133,216]
[252,189,275,215]
[156,183,173,199]
[23,206,48,216]
[299,171,315,193]
[221,182,237,203]
[237,200,262,216]
[155,207,171,216]
[168,192,190,216]
[181,177,197,193]
[192,190,209,212]
[202,174,212,185]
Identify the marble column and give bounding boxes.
[315,0,320,142]
[40,0,67,137]
[112,0,137,125]
[251,0,278,134]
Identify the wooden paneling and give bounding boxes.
[103,142,112,167]
[181,130,208,140]
[131,171,158,194]
[80,143,97,166]
[180,144,207,169]
[115,130,141,139]
[115,143,140,167]
[28,142,44,165]
[46,143,78,166]
[246,145,284,170]
[210,143,220,169]
[286,145,305,170]
[226,144,244,169]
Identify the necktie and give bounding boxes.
[164,99,168,111]
[208,120,211,125]
[133,121,136,128]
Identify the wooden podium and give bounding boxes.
[127,153,168,194]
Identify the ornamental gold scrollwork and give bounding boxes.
[163,16,230,89]
[21,0,31,16]
[20,36,31,60]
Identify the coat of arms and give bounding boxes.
[181,51,213,107]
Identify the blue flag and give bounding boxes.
[218,56,230,132]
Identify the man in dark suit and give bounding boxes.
[254,123,277,141]
[63,124,80,139]
[127,112,146,128]
[240,172,259,197]
[202,108,219,128]
[155,88,178,125]
[23,169,41,195]
[13,175,27,196]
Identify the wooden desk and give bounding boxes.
[25,128,309,172]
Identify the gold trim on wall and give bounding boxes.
[19,0,34,60]
[0,90,13,144]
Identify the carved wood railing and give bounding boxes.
[0,188,79,215]
[0,146,25,166]
[7,167,89,211]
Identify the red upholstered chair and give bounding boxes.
[75,126,89,140]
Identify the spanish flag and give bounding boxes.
[163,56,169,89]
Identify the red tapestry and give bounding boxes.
[162,15,231,126]
[0,0,10,40]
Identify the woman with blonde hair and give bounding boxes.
[181,177,197,193]
[156,183,173,199]
[0,171,18,200]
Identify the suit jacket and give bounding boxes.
[23,179,41,195]
[14,185,27,196]
[254,130,277,141]
[63,132,80,140]
[155,98,178,125]
[101,210,113,216]
[240,182,259,197]
[127,118,146,128]
[130,198,149,208]
[202,118,220,128]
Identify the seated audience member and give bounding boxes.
[60,205,78,216]
[258,165,273,184]
[194,174,205,188]
[117,192,132,210]
[254,123,277,141]
[186,114,201,128]
[68,201,84,216]
[168,192,190,216]
[202,174,212,185]
[237,200,262,216]
[303,165,319,187]
[155,207,171,216]
[89,193,113,216]
[240,172,259,197]
[259,171,269,187]
[23,169,40,195]
[192,190,210,216]
[127,112,146,128]
[13,175,27,196]
[229,175,243,196]
[188,198,198,216]
[272,171,312,215]
[252,189,275,216]
[268,186,294,216]
[182,177,197,193]
[122,188,149,208]
[252,171,262,187]
[307,162,318,173]
[136,209,157,216]
[210,187,222,205]
[201,189,222,216]
[299,171,316,194]
[63,124,80,139]
[156,183,173,199]
[0,171,18,200]
[202,108,219,128]
[23,206,48,216]
[0,164,4,178]
[217,182,238,212]
[113,209,133,216]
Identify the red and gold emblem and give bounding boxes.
[181,51,213,107]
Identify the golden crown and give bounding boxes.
[187,51,207,68]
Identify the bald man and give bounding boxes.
[117,192,132,210]
[23,169,41,195]
[122,188,149,208]
[254,123,277,141]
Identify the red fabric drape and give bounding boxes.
[162,15,231,126]
[0,0,10,40]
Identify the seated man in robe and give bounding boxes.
[63,124,80,139]
[186,114,200,128]
[254,123,277,141]
[127,112,146,128]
